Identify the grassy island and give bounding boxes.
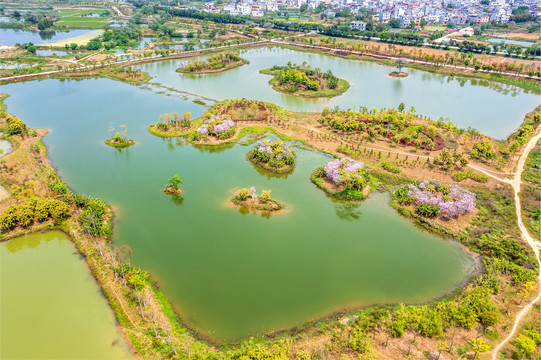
[104,135,135,148]
[149,112,193,137]
[247,140,295,174]
[311,157,372,200]
[232,187,283,212]
[105,125,134,148]
[260,62,349,98]
[176,52,248,74]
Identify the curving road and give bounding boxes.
[490,130,541,360]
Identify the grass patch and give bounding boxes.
[56,9,110,28]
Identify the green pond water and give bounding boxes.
[135,47,540,139]
[0,230,134,359]
[1,78,480,342]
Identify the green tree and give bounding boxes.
[514,334,536,359]
[398,102,405,112]
[167,174,183,189]
[469,338,490,359]
[395,58,407,73]
[37,18,53,31]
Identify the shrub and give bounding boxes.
[416,203,440,218]
[407,181,476,218]
[250,140,295,169]
[35,198,70,221]
[0,205,18,230]
[234,189,250,201]
[260,190,271,203]
[49,180,68,194]
[78,198,110,237]
[0,197,70,230]
[196,116,236,139]
[471,139,495,160]
[324,157,368,191]
[5,115,26,135]
[381,161,402,173]
[452,169,489,183]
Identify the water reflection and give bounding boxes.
[170,194,184,206]
[4,231,54,254]
[334,200,363,221]
[39,31,56,41]
[193,142,235,154]
[251,164,292,180]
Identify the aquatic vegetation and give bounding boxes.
[247,140,295,173]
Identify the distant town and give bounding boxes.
[177,0,539,29]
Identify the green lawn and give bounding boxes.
[424,25,447,32]
[56,8,110,28]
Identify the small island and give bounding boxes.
[389,58,409,78]
[247,140,295,174]
[163,174,183,195]
[176,52,248,74]
[105,125,135,148]
[231,187,283,212]
[193,115,237,143]
[149,112,193,137]
[311,157,371,200]
[260,62,349,98]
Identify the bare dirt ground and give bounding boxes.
[492,32,540,41]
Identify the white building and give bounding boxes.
[350,20,367,30]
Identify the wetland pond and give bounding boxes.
[136,46,540,139]
[0,77,488,342]
[0,230,134,359]
[0,28,100,46]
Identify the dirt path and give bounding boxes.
[490,131,541,360]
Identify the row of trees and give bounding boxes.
[180,52,240,72]
[292,36,540,76]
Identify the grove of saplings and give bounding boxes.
[271,62,340,92]
[182,52,241,72]
[318,107,440,150]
